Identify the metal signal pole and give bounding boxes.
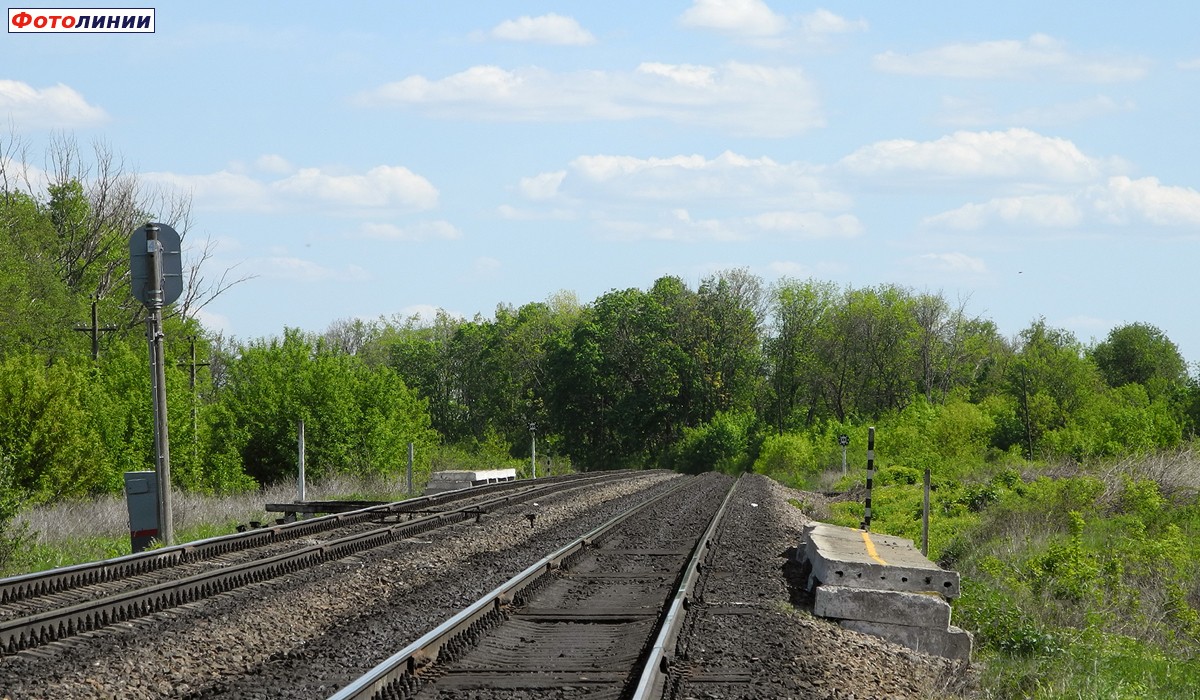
[144,223,174,546]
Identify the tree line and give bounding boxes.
[2,137,1198,546]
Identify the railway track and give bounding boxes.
[329,472,738,700]
[0,471,644,654]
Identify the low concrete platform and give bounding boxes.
[799,522,971,662]
[424,469,518,495]
[802,522,960,598]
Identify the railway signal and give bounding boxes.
[129,222,184,547]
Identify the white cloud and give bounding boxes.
[144,163,439,213]
[874,34,1149,82]
[355,220,461,241]
[143,170,271,211]
[507,150,858,243]
[0,155,49,193]
[360,62,822,137]
[839,128,1110,184]
[637,62,716,88]
[273,165,437,209]
[564,151,846,209]
[923,176,1200,231]
[254,154,293,174]
[0,80,107,128]
[1179,58,1200,71]
[519,171,566,200]
[924,194,1083,230]
[679,0,788,36]
[489,14,595,45]
[799,9,867,36]
[1091,176,1200,226]
[936,95,1135,128]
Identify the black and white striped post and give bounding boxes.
[862,426,876,531]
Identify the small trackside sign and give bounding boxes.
[8,8,155,33]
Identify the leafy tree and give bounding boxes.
[547,281,688,469]
[694,269,766,419]
[0,352,106,501]
[816,285,920,420]
[0,188,81,356]
[1002,320,1105,458]
[1092,323,1188,398]
[215,330,437,484]
[765,278,838,430]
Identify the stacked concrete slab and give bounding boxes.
[799,522,972,662]
[423,468,517,495]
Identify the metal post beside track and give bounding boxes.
[862,426,875,532]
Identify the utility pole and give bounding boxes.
[529,422,537,479]
[178,336,210,466]
[73,299,118,360]
[178,335,211,390]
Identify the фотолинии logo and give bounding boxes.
[8,8,155,33]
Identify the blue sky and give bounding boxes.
[4,1,1200,364]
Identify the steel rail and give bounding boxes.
[0,471,628,607]
[326,477,697,700]
[0,472,645,654]
[629,474,740,699]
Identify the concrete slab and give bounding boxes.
[424,469,518,495]
[813,585,951,629]
[802,522,960,598]
[839,620,973,663]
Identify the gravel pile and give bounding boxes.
[0,473,978,700]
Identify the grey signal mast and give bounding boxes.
[129,222,183,546]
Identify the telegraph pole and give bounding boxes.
[73,299,118,360]
[529,422,537,479]
[179,336,210,466]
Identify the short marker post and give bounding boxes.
[862,427,875,531]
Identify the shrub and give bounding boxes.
[671,411,753,475]
[752,432,819,484]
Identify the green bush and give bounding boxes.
[671,410,752,475]
[752,431,819,484]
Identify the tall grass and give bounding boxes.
[812,446,1200,699]
[3,473,413,576]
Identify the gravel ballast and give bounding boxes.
[0,473,977,700]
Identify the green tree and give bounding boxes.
[215,329,437,484]
[765,278,838,430]
[1002,319,1105,459]
[1092,323,1188,398]
[816,285,920,420]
